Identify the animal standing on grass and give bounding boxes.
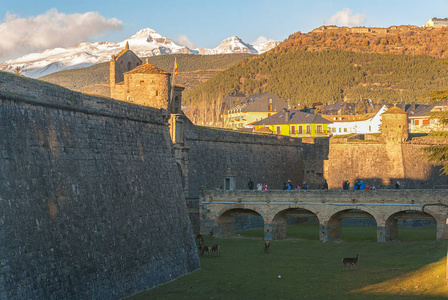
[195,234,204,246]
[211,244,220,257]
[342,254,359,271]
[264,241,270,253]
[199,245,211,257]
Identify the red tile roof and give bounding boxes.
[125,64,170,75]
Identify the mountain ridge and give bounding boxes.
[0,28,279,78]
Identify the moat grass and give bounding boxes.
[128,224,448,300]
[237,223,438,242]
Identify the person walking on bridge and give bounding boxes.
[248,179,254,190]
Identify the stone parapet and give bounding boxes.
[0,72,166,126]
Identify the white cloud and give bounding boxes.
[0,9,122,59]
[328,8,366,27]
[172,34,197,49]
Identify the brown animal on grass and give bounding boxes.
[342,254,359,271]
[264,240,270,253]
[199,245,211,257]
[211,244,220,257]
[195,234,204,246]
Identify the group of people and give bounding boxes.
[247,179,309,191]
[343,179,376,190]
[248,179,268,191]
[283,180,309,191]
[282,180,293,190]
[248,178,399,191]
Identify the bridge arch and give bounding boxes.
[215,206,265,237]
[324,208,378,242]
[384,210,436,242]
[270,208,319,240]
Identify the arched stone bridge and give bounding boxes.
[199,190,448,242]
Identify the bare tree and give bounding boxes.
[14,66,23,76]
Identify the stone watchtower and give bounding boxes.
[110,42,142,99]
[381,106,408,185]
[109,44,191,194]
[122,63,172,109]
[381,106,408,143]
[110,43,175,110]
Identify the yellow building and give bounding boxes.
[253,109,332,137]
[225,92,288,129]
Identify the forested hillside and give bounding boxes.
[40,53,255,97]
[184,26,448,124]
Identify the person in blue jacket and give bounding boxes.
[359,180,366,190]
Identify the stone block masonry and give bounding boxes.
[182,118,304,198]
[0,72,200,299]
[324,139,448,189]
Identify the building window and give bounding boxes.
[268,104,272,111]
[332,127,336,132]
[339,128,342,132]
[344,128,348,132]
[155,91,159,96]
[306,125,311,134]
[423,119,430,125]
[369,126,371,132]
[290,126,296,134]
[298,126,303,134]
[415,120,419,125]
[269,98,272,104]
[276,126,281,134]
[268,113,271,117]
[127,62,132,71]
[317,125,322,133]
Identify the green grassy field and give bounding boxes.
[127,224,448,300]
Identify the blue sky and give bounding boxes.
[1,0,448,62]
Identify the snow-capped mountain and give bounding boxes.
[0,28,280,78]
[196,36,257,55]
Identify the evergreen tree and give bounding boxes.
[424,89,448,174]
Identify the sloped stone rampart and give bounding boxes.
[0,72,200,300]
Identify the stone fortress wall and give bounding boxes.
[0,71,200,300]
[182,117,304,197]
[324,140,448,189]
[2,42,447,298]
[324,107,448,192]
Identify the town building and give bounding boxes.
[224,91,288,129]
[423,17,448,28]
[324,105,388,135]
[252,108,332,137]
[408,101,448,133]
